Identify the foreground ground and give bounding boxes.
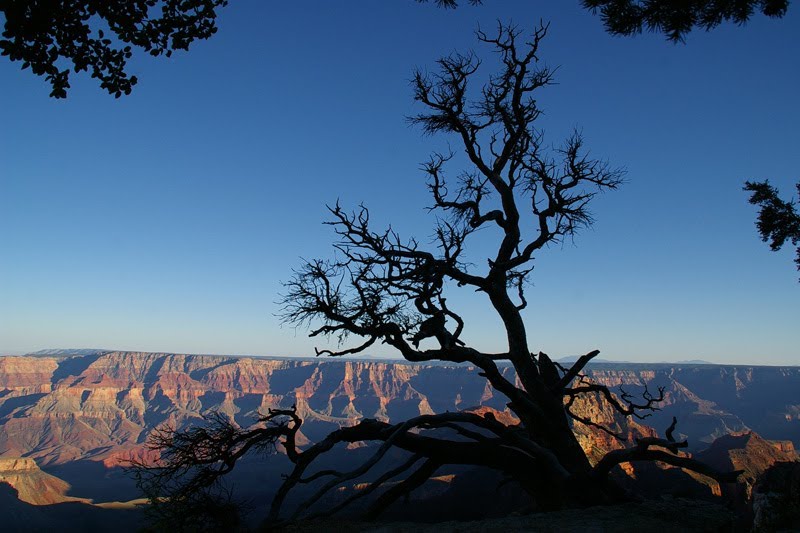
[277,499,734,532]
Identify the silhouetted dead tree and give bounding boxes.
[136,23,742,525]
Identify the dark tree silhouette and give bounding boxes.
[0,0,228,98]
[744,180,800,279]
[417,0,482,7]
[5,1,792,99]
[133,24,741,525]
[581,0,789,41]
[422,0,790,42]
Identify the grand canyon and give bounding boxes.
[0,350,798,530]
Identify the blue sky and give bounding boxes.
[1,2,798,364]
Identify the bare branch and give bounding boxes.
[554,349,601,390]
[590,417,736,485]
[665,416,678,442]
[593,447,743,484]
[364,458,442,520]
[564,382,666,420]
[128,407,301,522]
[306,454,425,520]
[564,393,626,442]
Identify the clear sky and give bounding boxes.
[1,2,798,364]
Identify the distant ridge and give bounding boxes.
[557,356,718,366]
[556,355,630,364]
[26,349,110,357]
[18,350,792,367]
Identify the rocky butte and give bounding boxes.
[0,350,798,527]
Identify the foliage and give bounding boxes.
[421,0,790,42]
[744,180,800,279]
[416,0,482,7]
[6,1,790,99]
[0,0,228,98]
[581,0,789,41]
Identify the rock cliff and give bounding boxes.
[0,457,84,505]
[0,352,798,471]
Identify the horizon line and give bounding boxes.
[1,348,797,368]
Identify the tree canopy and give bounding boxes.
[0,0,228,98]
[582,0,789,41]
[744,180,800,280]
[423,0,790,41]
[4,1,790,98]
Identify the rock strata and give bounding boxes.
[0,456,83,505]
[0,352,798,469]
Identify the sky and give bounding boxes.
[1,2,798,364]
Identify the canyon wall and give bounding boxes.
[1,351,798,469]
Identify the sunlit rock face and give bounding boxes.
[584,365,800,448]
[0,356,58,394]
[0,352,798,468]
[696,432,799,483]
[0,352,510,465]
[565,388,658,464]
[685,432,800,526]
[0,457,83,505]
